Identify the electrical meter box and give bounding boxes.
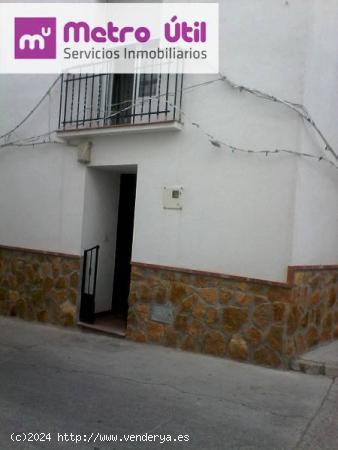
[162,186,183,210]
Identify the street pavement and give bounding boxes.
[0,317,337,450]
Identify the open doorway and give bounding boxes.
[111,174,137,317]
[79,167,137,337]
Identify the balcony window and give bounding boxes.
[58,72,183,131]
[138,74,158,97]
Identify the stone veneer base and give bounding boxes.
[127,262,338,368]
[0,244,337,369]
[0,245,80,326]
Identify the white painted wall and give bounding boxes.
[81,168,120,313]
[0,144,85,255]
[291,0,338,265]
[0,0,337,283]
[88,0,310,281]
[0,73,87,255]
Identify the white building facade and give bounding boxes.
[0,0,337,368]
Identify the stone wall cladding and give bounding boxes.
[0,246,80,326]
[288,267,338,358]
[127,263,338,369]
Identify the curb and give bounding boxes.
[291,358,338,377]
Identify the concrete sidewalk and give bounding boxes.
[0,317,337,450]
[292,341,338,377]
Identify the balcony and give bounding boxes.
[58,72,183,137]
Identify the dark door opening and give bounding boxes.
[78,171,137,337]
[110,74,134,125]
[111,173,137,319]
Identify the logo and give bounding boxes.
[15,17,56,59]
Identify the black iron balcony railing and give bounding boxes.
[58,72,183,131]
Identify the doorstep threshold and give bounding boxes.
[77,321,126,338]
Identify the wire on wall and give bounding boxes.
[219,72,338,161]
[0,72,337,171]
[0,75,61,142]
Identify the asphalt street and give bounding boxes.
[0,317,337,450]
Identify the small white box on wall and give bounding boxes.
[162,186,184,210]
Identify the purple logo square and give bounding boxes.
[15,17,56,59]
